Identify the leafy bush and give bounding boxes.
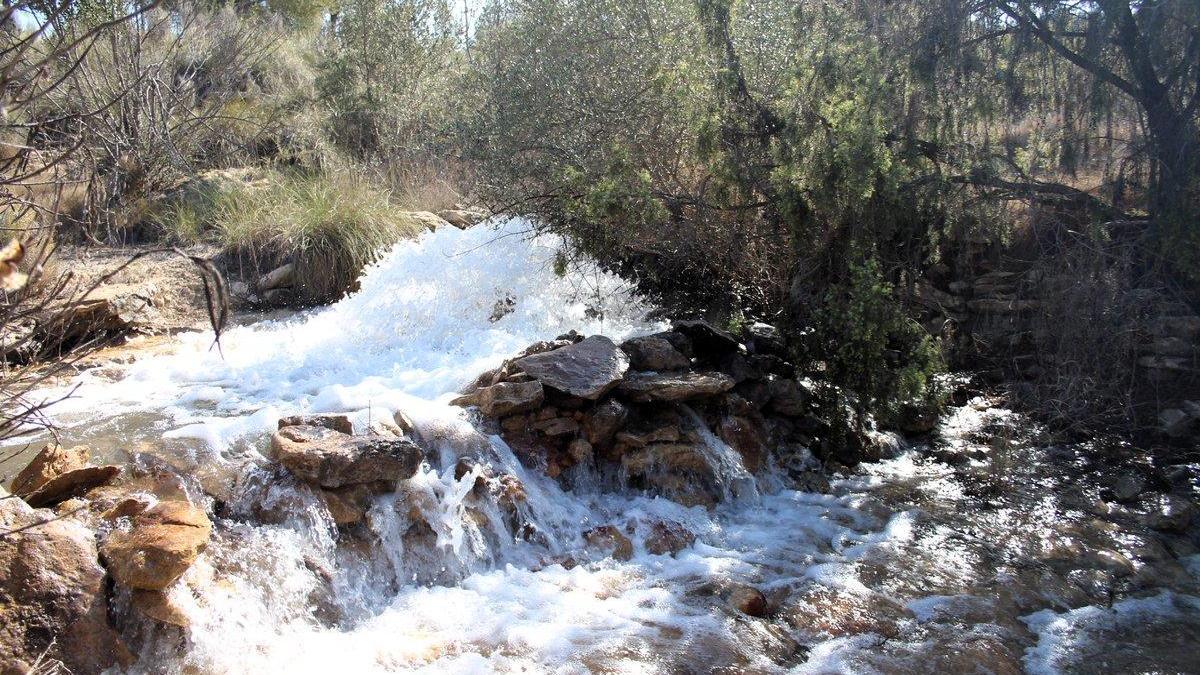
[806,257,943,427]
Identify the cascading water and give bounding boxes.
[14,218,1200,674]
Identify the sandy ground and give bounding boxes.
[52,243,227,333]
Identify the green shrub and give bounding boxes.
[807,256,943,428]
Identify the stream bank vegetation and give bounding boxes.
[2,0,1198,450]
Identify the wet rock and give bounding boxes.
[514,335,629,399]
[767,378,810,417]
[320,484,379,525]
[10,443,91,497]
[533,416,580,436]
[278,413,353,435]
[584,398,629,446]
[746,322,786,357]
[672,319,739,360]
[23,464,122,508]
[614,422,681,449]
[461,380,546,417]
[620,335,691,371]
[568,438,594,463]
[643,519,696,555]
[718,414,769,473]
[101,500,212,591]
[1158,406,1198,438]
[131,588,190,627]
[584,525,633,561]
[271,425,423,488]
[0,498,131,673]
[1110,474,1147,503]
[619,371,735,402]
[1144,494,1196,533]
[726,583,769,617]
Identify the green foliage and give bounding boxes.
[808,256,942,424]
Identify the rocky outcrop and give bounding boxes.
[270,425,423,488]
[1,498,131,673]
[101,500,212,591]
[278,413,354,435]
[454,323,833,507]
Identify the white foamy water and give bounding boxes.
[17,219,1200,673]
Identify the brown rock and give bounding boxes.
[467,380,545,417]
[534,416,580,436]
[568,438,594,463]
[101,501,212,591]
[584,399,629,446]
[621,335,691,371]
[619,371,735,402]
[131,589,190,627]
[10,443,90,497]
[1,498,131,673]
[271,425,423,488]
[514,335,629,399]
[585,525,633,561]
[727,583,769,617]
[24,465,122,508]
[644,519,696,556]
[278,413,353,435]
[718,415,768,473]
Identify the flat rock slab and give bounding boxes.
[271,425,423,488]
[455,380,545,417]
[619,371,735,402]
[24,464,121,508]
[515,335,629,400]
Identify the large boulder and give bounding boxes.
[620,335,691,371]
[514,335,629,399]
[619,371,735,402]
[1,499,131,673]
[101,500,212,591]
[271,425,424,488]
[672,320,739,360]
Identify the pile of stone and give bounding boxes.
[1,443,213,671]
[451,320,842,508]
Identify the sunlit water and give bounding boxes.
[14,219,1200,673]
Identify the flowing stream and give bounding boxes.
[12,219,1200,673]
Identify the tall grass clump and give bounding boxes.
[219,171,423,304]
[154,170,423,304]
